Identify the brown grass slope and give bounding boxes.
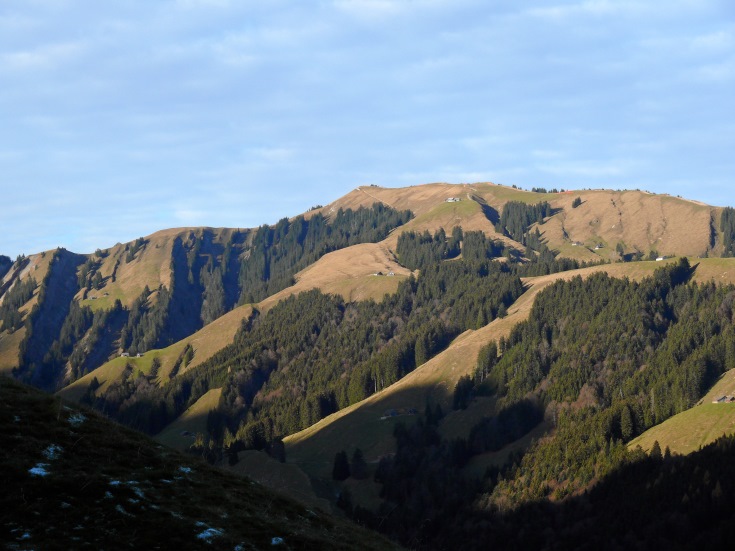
[531,189,714,260]
[77,226,243,312]
[0,376,399,550]
[317,183,720,261]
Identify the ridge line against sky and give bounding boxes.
[1,0,733,258]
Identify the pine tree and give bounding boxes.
[650,440,662,460]
[620,405,633,441]
[351,448,368,480]
[332,450,351,481]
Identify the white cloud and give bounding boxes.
[1,41,83,70]
[175,0,234,9]
[690,29,734,52]
[695,56,735,82]
[522,0,702,21]
[333,0,405,19]
[332,0,462,21]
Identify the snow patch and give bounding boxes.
[68,412,87,427]
[29,463,50,477]
[196,527,224,543]
[178,466,193,474]
[271,536,285,546]
[109,480,122,486]
[116,504,133,517]
[43,444,63,460]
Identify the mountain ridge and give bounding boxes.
[4,182,735,549]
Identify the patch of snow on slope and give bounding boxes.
[43,444,63,460]
[29,463,50,476]
[68,412,87,426]
[196,527,224,543]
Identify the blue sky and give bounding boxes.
[1,0,733,258]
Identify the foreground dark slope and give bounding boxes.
[0,376,398,550]
[430,434,735,550]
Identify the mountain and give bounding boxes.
[3,182,735,549]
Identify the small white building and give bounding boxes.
[445,197,461,203]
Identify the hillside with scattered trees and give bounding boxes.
[4,183,735,550]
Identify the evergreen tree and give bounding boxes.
[332,450,351,481]
[650,440,662,460]
[620,404,634,441]
[351,448,368,480]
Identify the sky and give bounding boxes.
[1,0,733,258]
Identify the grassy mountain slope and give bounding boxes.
[156,387,223,450]
[0,252,55,373]
[284,257,735,481]
[76,230,175,311]
[61,233,413,403]
[17,183,728,397]
[629,369,735,455]
[318,184,520,251]
[259,242,411,308]
[0,376,398,550]
[284,272,569,479]
[60,237,412,407]
[59,304,254,402]
[321,183,719,260]
[533,188,714,259]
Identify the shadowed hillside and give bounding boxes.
[0,376,399,550]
